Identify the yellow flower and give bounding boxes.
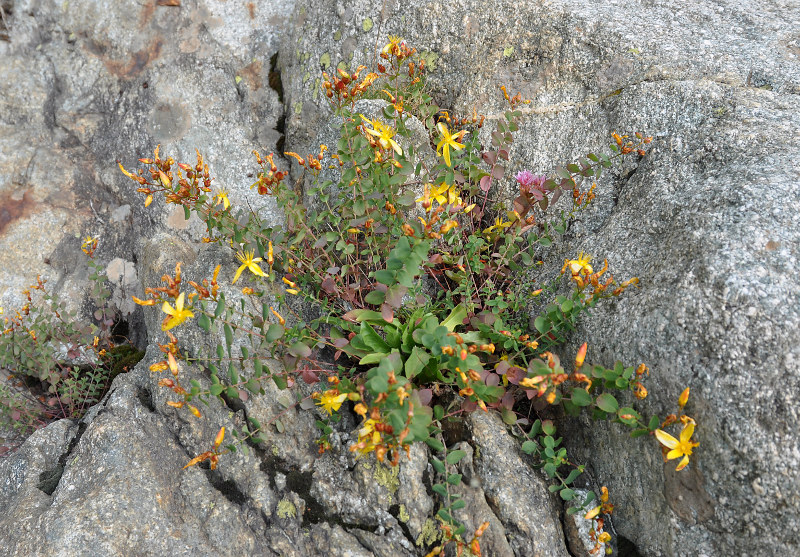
[161,292,194,331]
[566,251,593,275]
[436,122,466,167]
[214,188,231,210]
[655,423,700,471]
[483,217,512,234]
[360,115,402,156]
[232,249,266,284]
[416,182,464,211]
[316,390,347,415]
[381,35,404,56]
[355,418,382,454]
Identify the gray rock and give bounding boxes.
[280,1,800,555]
[2,0,798,556]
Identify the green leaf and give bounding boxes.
[431,457,446,474]
[440,304,466,332]
[374,269,396,285]
[266,324,284,342]
[273,374,288,389]
[596,393,619,413]
[432,484,448,497]
[289,342,312,358]
[446,450,467,465]
[571,389,593,407]
[450,499,466,510]
[447,473,462,485]
[534,316,548,333]
[198,313,211,332]
[364,290,386,305]
[245,378,261,394]
[648,415,661,431]
[404,346,431,380]
[560,488,575,501]
[358,352,387,365]
[426,438,445,452]
[631,428,650,438]
[224,324,233,347]
[564,468,583,485]
[436,509,453,523]
[215,295,225,318]
[357,322,391,353]
[209,384,224,396]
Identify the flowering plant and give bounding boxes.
[122,37,696,555]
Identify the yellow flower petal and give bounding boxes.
[654,429,679,450]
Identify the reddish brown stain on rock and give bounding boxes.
[247,3,256,19]
[105,39,163,79]
[140,0,156,26]
[238,60,264,90]
[0,192,34,236]
[86,37,163,79]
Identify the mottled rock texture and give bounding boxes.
[1,0,798,556]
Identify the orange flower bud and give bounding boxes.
[213,426,225,449]
[188,405,202,418]
[270,306,286,326]
[678,387,690,408]
[575,342,588,369]
[168,352,179,377]
[166,400,184,408]
[584,505,602,520]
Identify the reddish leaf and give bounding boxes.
[506,366,526,385]
[495,360,510,375]
[418,388,433,406]
[380,304,394,323]
[385,285,407,308]
[321,276,337,294]
[479,175,492,192]
[482,151,497,165]
[301,368,320,384]
[491,165,505,180]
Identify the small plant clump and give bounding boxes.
[121,36,698,556]
[0,238,144,455]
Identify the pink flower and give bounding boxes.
[515,171,547,199]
